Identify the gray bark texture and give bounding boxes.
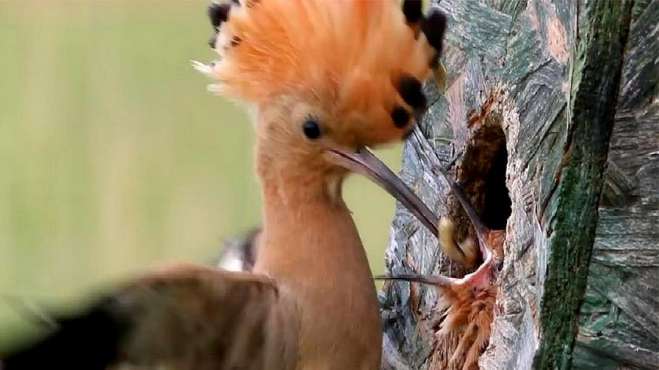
[380,0,657,369]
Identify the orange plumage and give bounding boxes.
[196,0,438,147]
[432,225,505,370]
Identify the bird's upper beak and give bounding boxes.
[326,147,439,237]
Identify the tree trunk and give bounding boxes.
[572,1,659,368]
[380,0,656,369]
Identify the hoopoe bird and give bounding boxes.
[1,1,447,369]
[380,162,505,370]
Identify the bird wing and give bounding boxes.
[2,264,299,370]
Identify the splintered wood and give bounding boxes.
[380,0,637,369]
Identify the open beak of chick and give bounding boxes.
[326,146,439,237]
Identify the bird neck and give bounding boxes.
[252,138,381,363]
[253,147,373,288]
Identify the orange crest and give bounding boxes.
[195,0,447,144]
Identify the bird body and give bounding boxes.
[256,183,380,370]
[378,154,507,370]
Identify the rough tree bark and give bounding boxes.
[572,1,658,368]
[380,0,656,369]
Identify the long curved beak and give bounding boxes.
[327,147,439,238]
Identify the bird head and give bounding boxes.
[195,0,446,226]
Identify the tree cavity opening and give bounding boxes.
[458,118,511,231]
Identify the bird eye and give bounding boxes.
[302,119,322,140]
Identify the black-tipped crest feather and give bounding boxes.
[398,75,427,110]
[421,9,448,53]
[391,107,411,128]
[402,0,424,24]
[208,3,231,29]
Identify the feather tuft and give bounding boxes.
[197,0,447,119]
[191,60,215,76]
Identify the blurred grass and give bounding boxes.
[0,0,401,348]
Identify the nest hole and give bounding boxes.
[457,118,511,231]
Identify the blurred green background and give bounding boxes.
[0,1,401,347]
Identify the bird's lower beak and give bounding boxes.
[327,147,439,237]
